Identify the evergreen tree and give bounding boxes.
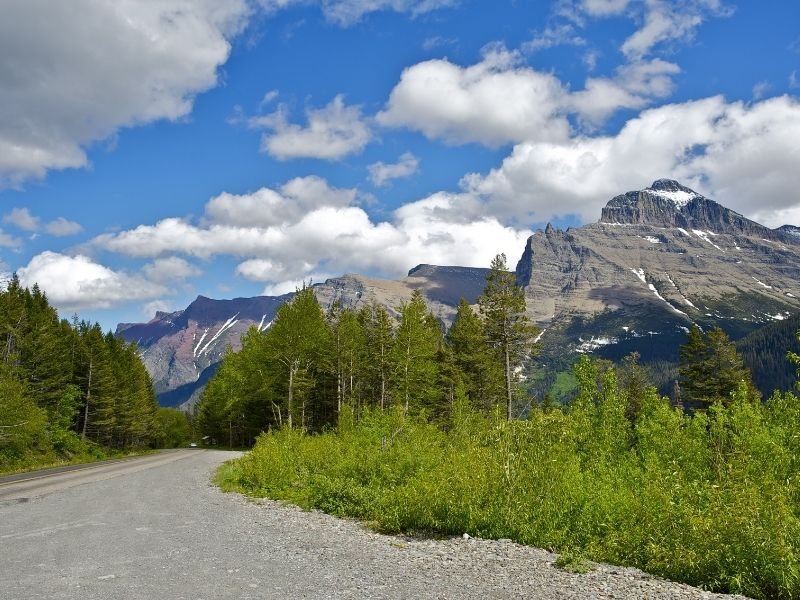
[360,304,394,411]
[389,290,441,414]
[679,325,755,408]
[478,254,539,421]
[446,298,503,412]
[264,285,332,428]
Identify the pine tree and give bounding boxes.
[446,298,503,412]
[360,304,394,411]
[264,285,332,428]
[478,254,539,421]
[679,325,754,408]
[388,290,441,414]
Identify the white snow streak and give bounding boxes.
[192,328,209,358]
[631,268,646,284]
[752,277,773,289]
[197,313,240,357]
[692,229,724,252]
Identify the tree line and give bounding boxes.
[0,276,188,472]
[196,254,539,445]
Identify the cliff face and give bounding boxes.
[600,179,777,238]
[517,180,800,361]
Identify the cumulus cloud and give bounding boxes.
[142,257,202,284]
[570,59,680,125]
[44,217,83,237]
[0,0,250,186]
[378,46,680,145]
[461,95,800,226]
[2,208,40,231]
[251,95,372,160]
[0,229,21,249]
[205,176,356,226]
[17,252,166,310]
[377,46,572,146]
[368,153,420,186]
[92,177,532,294]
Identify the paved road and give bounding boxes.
[0,449,747,599]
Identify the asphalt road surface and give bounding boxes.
[0,449,747,599]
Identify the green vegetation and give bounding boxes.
[202,256,800,598]
[219,360,800,599]
[196,255,538,442]
[0,276,185,474]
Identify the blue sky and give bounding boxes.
[1,0,799,331]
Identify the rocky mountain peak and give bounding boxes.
[599,179,775,238]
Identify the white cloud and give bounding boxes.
[257,0,457,26]
[580,0,630,15]
[0,0,250,186]
[205,176,356,227]
[620,0,732,59]
[0,229,21,249]
[463,95,800,226]
[251,95,372,160]
[92,176,533,294]
[142,257,202,284]
[3,207,40,231]
[368,153,420,186]
[752,81,771,100]
[377,46,572,146]
[378,47,680,145]
[522,24,586,52]
[571,59,680,125]
[17,252,166,310]
[142,299,179,319]
[45,217,83,237]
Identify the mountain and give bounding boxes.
[117,265,490,408]
[517,179,800,395]
[118,179,800,407]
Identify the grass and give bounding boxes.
[216,371,800,599]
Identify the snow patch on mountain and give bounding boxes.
[752,277,772,289]
[692,229,724,252]
[576,336,617,353]
[197,313,240,357]
[647,188,698,208]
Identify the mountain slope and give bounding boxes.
[518,179,800,394]
[117,265,490,407]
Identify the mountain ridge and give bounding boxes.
[117,179,800,407]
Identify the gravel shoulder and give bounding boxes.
[0,450,750,599]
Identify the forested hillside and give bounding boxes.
[196,255,537,443]
[208,256,800,598]
[0,276,186,473]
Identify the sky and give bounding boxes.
[1,0,799,331]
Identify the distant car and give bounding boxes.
[189,442,198,448]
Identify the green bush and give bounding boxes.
[218,383,800,599]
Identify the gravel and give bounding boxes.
[0,450,750,599]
